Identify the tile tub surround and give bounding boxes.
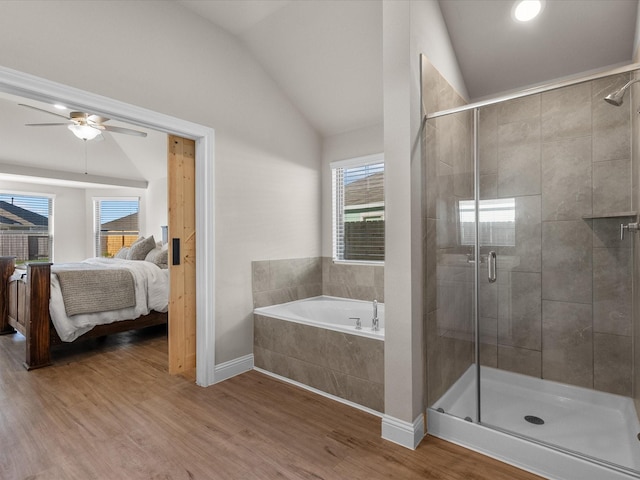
[253,313,384,412]
[322,257,384,302]
[252,257,384,308]
[252,258,322,308]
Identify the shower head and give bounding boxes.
[604,90,625,106]
[604,78,640,106]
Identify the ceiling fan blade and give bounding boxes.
[99,125,147,137]
[24,122,71,126]
[87,114,109,124]
[19,104,70,120]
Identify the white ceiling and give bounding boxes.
[178,0,383,138]
[179,0,639,129]
[438,0,639,100]
[0,92,167,189]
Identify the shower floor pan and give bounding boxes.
[432,365,640,476]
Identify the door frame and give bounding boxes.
[0,65,216,386]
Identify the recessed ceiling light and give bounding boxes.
[53,103,67,110]
[513,0,542,22]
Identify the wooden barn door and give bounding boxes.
[168,135,197,375]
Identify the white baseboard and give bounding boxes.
[214,354,254,383]
[381,413,425,450]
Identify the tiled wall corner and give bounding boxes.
[251,257,322,308]
[321,257,384,302]
[252,257,385,308]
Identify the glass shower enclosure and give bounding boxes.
[423,58,640,478]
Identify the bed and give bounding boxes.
[0,254,169,370]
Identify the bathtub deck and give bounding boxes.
[433,365,640,474]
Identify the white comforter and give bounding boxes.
[49,257,169,342]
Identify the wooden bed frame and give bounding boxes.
[0,256,168,370]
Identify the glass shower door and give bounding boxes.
[476,74,640,475]
[425,108,478,424]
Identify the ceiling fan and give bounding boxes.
[19,104,147,141]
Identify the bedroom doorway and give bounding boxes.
[0,66,216,386]
[168,135,196,375]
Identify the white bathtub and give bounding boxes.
[254,295,384,340]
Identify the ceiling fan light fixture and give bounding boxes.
[68,124,101,141]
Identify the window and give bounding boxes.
[0,193,53,264]
[331,153,384,263]
[94,198,140,257]
[459,198,516,246]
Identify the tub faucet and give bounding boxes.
[372,299,379,331]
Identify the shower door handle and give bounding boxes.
[487,251,497,283]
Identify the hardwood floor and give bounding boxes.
[0,327,543,479]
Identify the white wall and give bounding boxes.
[0,0,322,364]
[0,179,86,263]
[321,123,383,257]
[145,176,168,243]
[382,0,467,425]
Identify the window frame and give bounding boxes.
[330,152,385,265]
[93,196,141,258]
[0,190,54,264]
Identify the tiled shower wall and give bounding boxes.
[478,73,633,396]
[423,57,636,407]
[422,55,475,406]
[252,257,383,308]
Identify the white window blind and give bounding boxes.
[331,154,384,263]
[0,193,53,263]
[94,198,140,257]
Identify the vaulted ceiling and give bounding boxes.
[180,0,639,120]
[179,0,383,138]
